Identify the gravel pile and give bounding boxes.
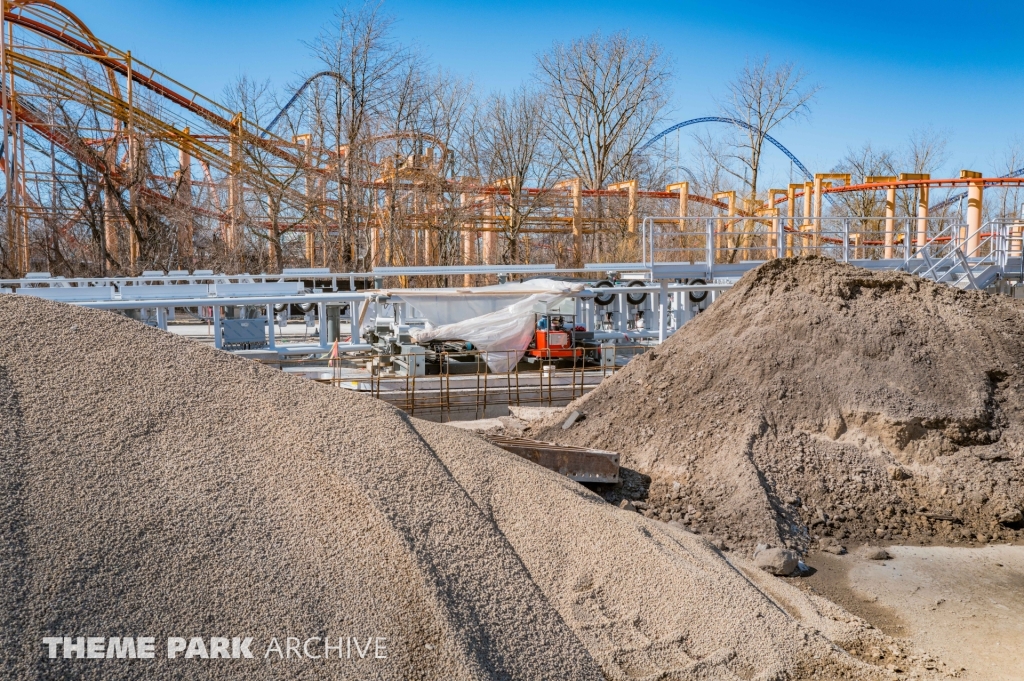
[534,257,1024,552]
[0,292,940,679]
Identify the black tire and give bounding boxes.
[626,280,648,305]
[688,278,708,303]
[593,280,615,306]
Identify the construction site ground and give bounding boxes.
[795,544,1024,681]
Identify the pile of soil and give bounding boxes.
[535,257,1024,552]
[0,291,941,679]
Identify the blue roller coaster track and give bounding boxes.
[639,116,814,182]
[930,165,1024,213]
[262,71,344,138]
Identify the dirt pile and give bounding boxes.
[535,257,1024,552]
[0,292,941,679]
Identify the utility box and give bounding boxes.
[222,319,266,349]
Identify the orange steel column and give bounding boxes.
[801,182,813,251]
[482,195,497,267]
[667,182,689,263]
[125,51,140,270]
[767,208,780,259]
[962,170,984,254]
[787,184,801,256]
[294,134,315,266]
[462,229,474,286]
[608,179,638,233]
[712,190,736,255]
[885,186,896,259]
[177,127,193,264]
[227,113,242,254]
[666,182,689,263]
[102,141,120,272]
[812,175,823,248]
[867,176,897,259]
[767,190,788,258]
[555,177,585,265]
[103,192,119,272]
[666,182,689,229]
[570,179,583,266]
[900,173,930,256]
[571,179,582,265]
[460,191,474,286]
[811,174,850,249]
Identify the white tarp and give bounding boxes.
[408,281,584,373]
[392,279,580,327]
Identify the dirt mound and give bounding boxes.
[534,257,1024,552]
[0,292,941,679]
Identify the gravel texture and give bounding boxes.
[0,295,599,680]
[534,257,1024,552]
[0,291,941,680]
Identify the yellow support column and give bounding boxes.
[811,174,850,250]
[712,190,736,256]
[962,170,984,254]
[483,195,497,267]
[787,184,802,256]
[767,190,788,259]
[607,179,639,233]
[801,182,813,251]
[555,179,584,267]
[666,182,689,230]
[177,127,194,265]
[227,113,243,255]
[900,173,930,257]
[812,175,823,248]
[460,190,474,286]
[665,181,689,262]
[867,176,898,259]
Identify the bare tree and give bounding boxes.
[418,69,474,274]
[830,143,895,217]
[888,128,949,218]
[310,0,409,270]
[535,31,671,191]
[720,56,819,203]
[469,86,559,263]
[224,76,313,273]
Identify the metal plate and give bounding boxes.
[484,435,620,484]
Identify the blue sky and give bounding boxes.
[75,0,1024,184]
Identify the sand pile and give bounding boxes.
[535,257,1024,552]
[0,293,940,680]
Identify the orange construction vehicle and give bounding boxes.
[526,314,585,359]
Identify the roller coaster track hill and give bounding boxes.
[0,0,319,272]
[2,1,1023,279]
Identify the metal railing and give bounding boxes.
[641,215,974,267]
[257,345,649,422]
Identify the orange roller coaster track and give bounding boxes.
[1,0,1021,280]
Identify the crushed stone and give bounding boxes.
[0,292,943,679]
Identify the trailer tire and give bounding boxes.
[626,280,648,305]
[688,279,708,303]
[594,280,615,306]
